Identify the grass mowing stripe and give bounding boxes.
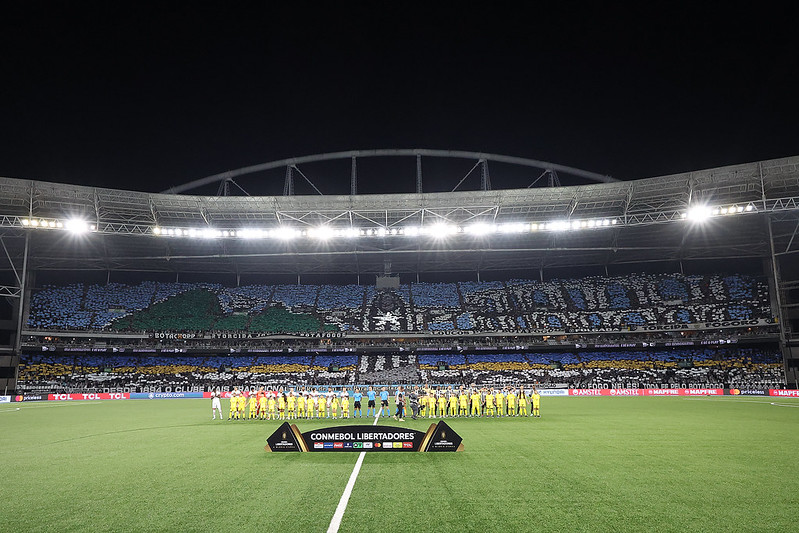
[327,410,382,533]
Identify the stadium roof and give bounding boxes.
[0,154,798,276]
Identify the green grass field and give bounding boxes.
[2,396,797,532]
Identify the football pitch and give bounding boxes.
[1,396,797,532]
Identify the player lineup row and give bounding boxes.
[210,385,542,420]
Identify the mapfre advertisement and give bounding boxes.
[568,388,725,396]
[769,389,799,397]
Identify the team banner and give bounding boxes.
[0,395,10,403]
[265,422,463,452]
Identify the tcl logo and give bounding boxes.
[48,393,129,401]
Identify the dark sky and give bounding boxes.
[2,4,797,196]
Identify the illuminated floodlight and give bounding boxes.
[498,222,527,234]
[745,204,754,212]
[465,223,495,236]
[239,228,265,239]
[274,227,297,240]
[65,219,90,234]
[428,222,458,237]
[21,219,30,226]
[341,227,360,238]
[309,226,335,240]
[686,205,712,222]
[403,226,420,237]
[39,219,48,227]
[547,220,569,232]
[152,226,161,235]
[376,227,387,237]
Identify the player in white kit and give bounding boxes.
[211,390,224,420]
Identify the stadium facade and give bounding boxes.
[1,151,798,392]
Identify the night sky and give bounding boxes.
[2,4,797,196]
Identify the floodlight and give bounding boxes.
[310,226,335,240]
[466,223,495,236]
[274,227,297,240]
[686,205,712,222]
[428,222,458,237]
[152,226,161,235]
[21,219,30,226]
[548,220,569,232]
[745,204,754,212]
[403,226,420,237]
[499,222,527,234]
[65,219,90,234]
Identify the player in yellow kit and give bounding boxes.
[228,390,239,420]
[531,389,541,418]
[448,392,458,417]
[518,390,528,416]
[459,390,468,417]
[297,394,307,419]
[307,395,316,419]
[331,395,339,419]
[485,391,495,417]
[287,392,296,420]
[258,394,268,420]
[277,393,286,420]
[470,390,481,417]
[341,395,350,419]
[438,393,447,418]
[495,389,505,417]
[317,395,326,418]
[506,389,517,416]
[248,394,258,419]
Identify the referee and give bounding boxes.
[394,386,405,422]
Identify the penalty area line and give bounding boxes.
[326,410,381,533]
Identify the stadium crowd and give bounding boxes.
[27,273,771,334]
[17,345,784,394]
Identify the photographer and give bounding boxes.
[393,386,405,422]
[409,387,420,420]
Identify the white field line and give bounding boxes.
[327,409,381,533]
